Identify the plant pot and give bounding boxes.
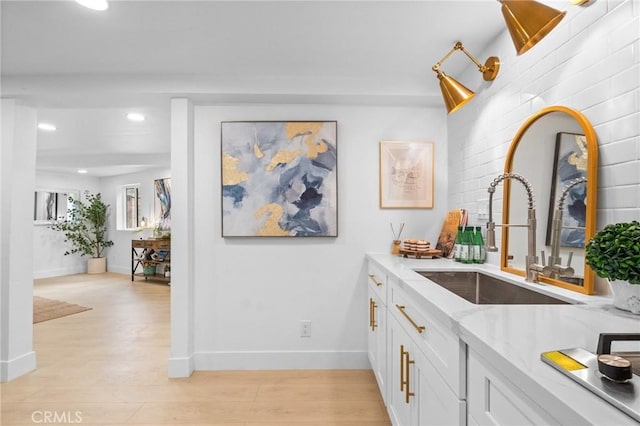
[609,279,640,314]
[87,257,107,274]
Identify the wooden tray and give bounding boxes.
[399,248,442,259]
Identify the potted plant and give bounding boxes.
[50,192,114,274]
[585,221,640,314]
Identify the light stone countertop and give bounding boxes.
[366,252,640,426]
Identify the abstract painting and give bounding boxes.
[545,132,587,248]
[379,141,434,208]
[154,178,171,230]
[221,121,337,237]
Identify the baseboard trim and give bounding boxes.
[0,350,36,382]
[33,266,84,279]
[167,355,194,378]
[193,350,369,370]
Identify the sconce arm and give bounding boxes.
[432,41,499,81]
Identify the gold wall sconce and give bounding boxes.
[432,41,500,114]
[499,0,567,56]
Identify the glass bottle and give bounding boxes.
[472,226,485,264]
[460,227,472,264]
[453,226,463,262]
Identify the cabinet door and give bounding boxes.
[387,314,414,426]
[467,348,559,425]
[413,346,465,426]
[367,285,387,404]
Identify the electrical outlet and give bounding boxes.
[300,320,311,337]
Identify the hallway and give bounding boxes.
[0,273,388,425]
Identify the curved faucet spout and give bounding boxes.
[548,176,587,279]
[488,172,535,211]
[486,173,535,251]
[486,172,545,282]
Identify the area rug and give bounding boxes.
[33,296,92,324]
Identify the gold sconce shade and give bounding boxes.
[499,0,566,56]
[432,42,500,114]
[437,72,475,114]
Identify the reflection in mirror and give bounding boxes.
[503,106,597,294]
[545,133,588,251]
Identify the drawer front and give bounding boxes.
[132,239,171,250]
[367,261,387,305]
[467,348,559,426]
[152,240,171,249]
[391,283,465,398]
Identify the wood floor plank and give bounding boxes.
[0,273,390,425]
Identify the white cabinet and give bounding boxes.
[390,279,466,399]
[467,348,559,425]
[387,313,465,426]
[368,284,387,403]
[367,258,466,426]
[388,313,414,426]
[367,262,388,404]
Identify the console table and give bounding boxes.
[131,239,171,283]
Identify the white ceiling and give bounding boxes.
[1,0,505,177]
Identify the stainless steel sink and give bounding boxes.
[417,271,571,305]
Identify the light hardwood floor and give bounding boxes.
[1,273,390,425]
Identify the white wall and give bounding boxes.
[1,99,37,381]
[33,172,100,278]
[186,104,446,369]
[447,0,639,293]
[100,167,171,276]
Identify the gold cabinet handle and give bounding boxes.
[405,350,415,404]
[396,304,426,334]
[370,298,378,331]
[368,274,383,287]
[400,344,406,392]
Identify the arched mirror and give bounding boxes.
[502,106,598,294]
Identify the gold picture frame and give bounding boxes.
[379,141,434,209]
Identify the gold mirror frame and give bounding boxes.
[502,106,598,294]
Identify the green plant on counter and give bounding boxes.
[50,192,114,258]
[585,221,640,284]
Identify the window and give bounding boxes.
[125,186,139,229]
[118,184,141,230]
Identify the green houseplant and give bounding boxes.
[51,192,114,274]
[585,221,640,314]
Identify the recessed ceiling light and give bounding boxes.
[37,123,57,131]
[75,0,108,11]
[77,169,88,174]
[127,113,145,122]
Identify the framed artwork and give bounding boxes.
[154,178,171,230]
[379,141,434,208]
[33,190,77,225]
[221,121,338,237]
[545,132,587,248]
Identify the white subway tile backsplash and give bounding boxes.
[611,161,640,186]
[584,90,639,125]
[609,16,640,52]
[611,64,640,97]
[598,185,639,208]
[609,208,640,223]
[570,0,608,36]
[571,79,612,110]
[607,112,640,142]
[608,0,630,14]
[599,137,639,165]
